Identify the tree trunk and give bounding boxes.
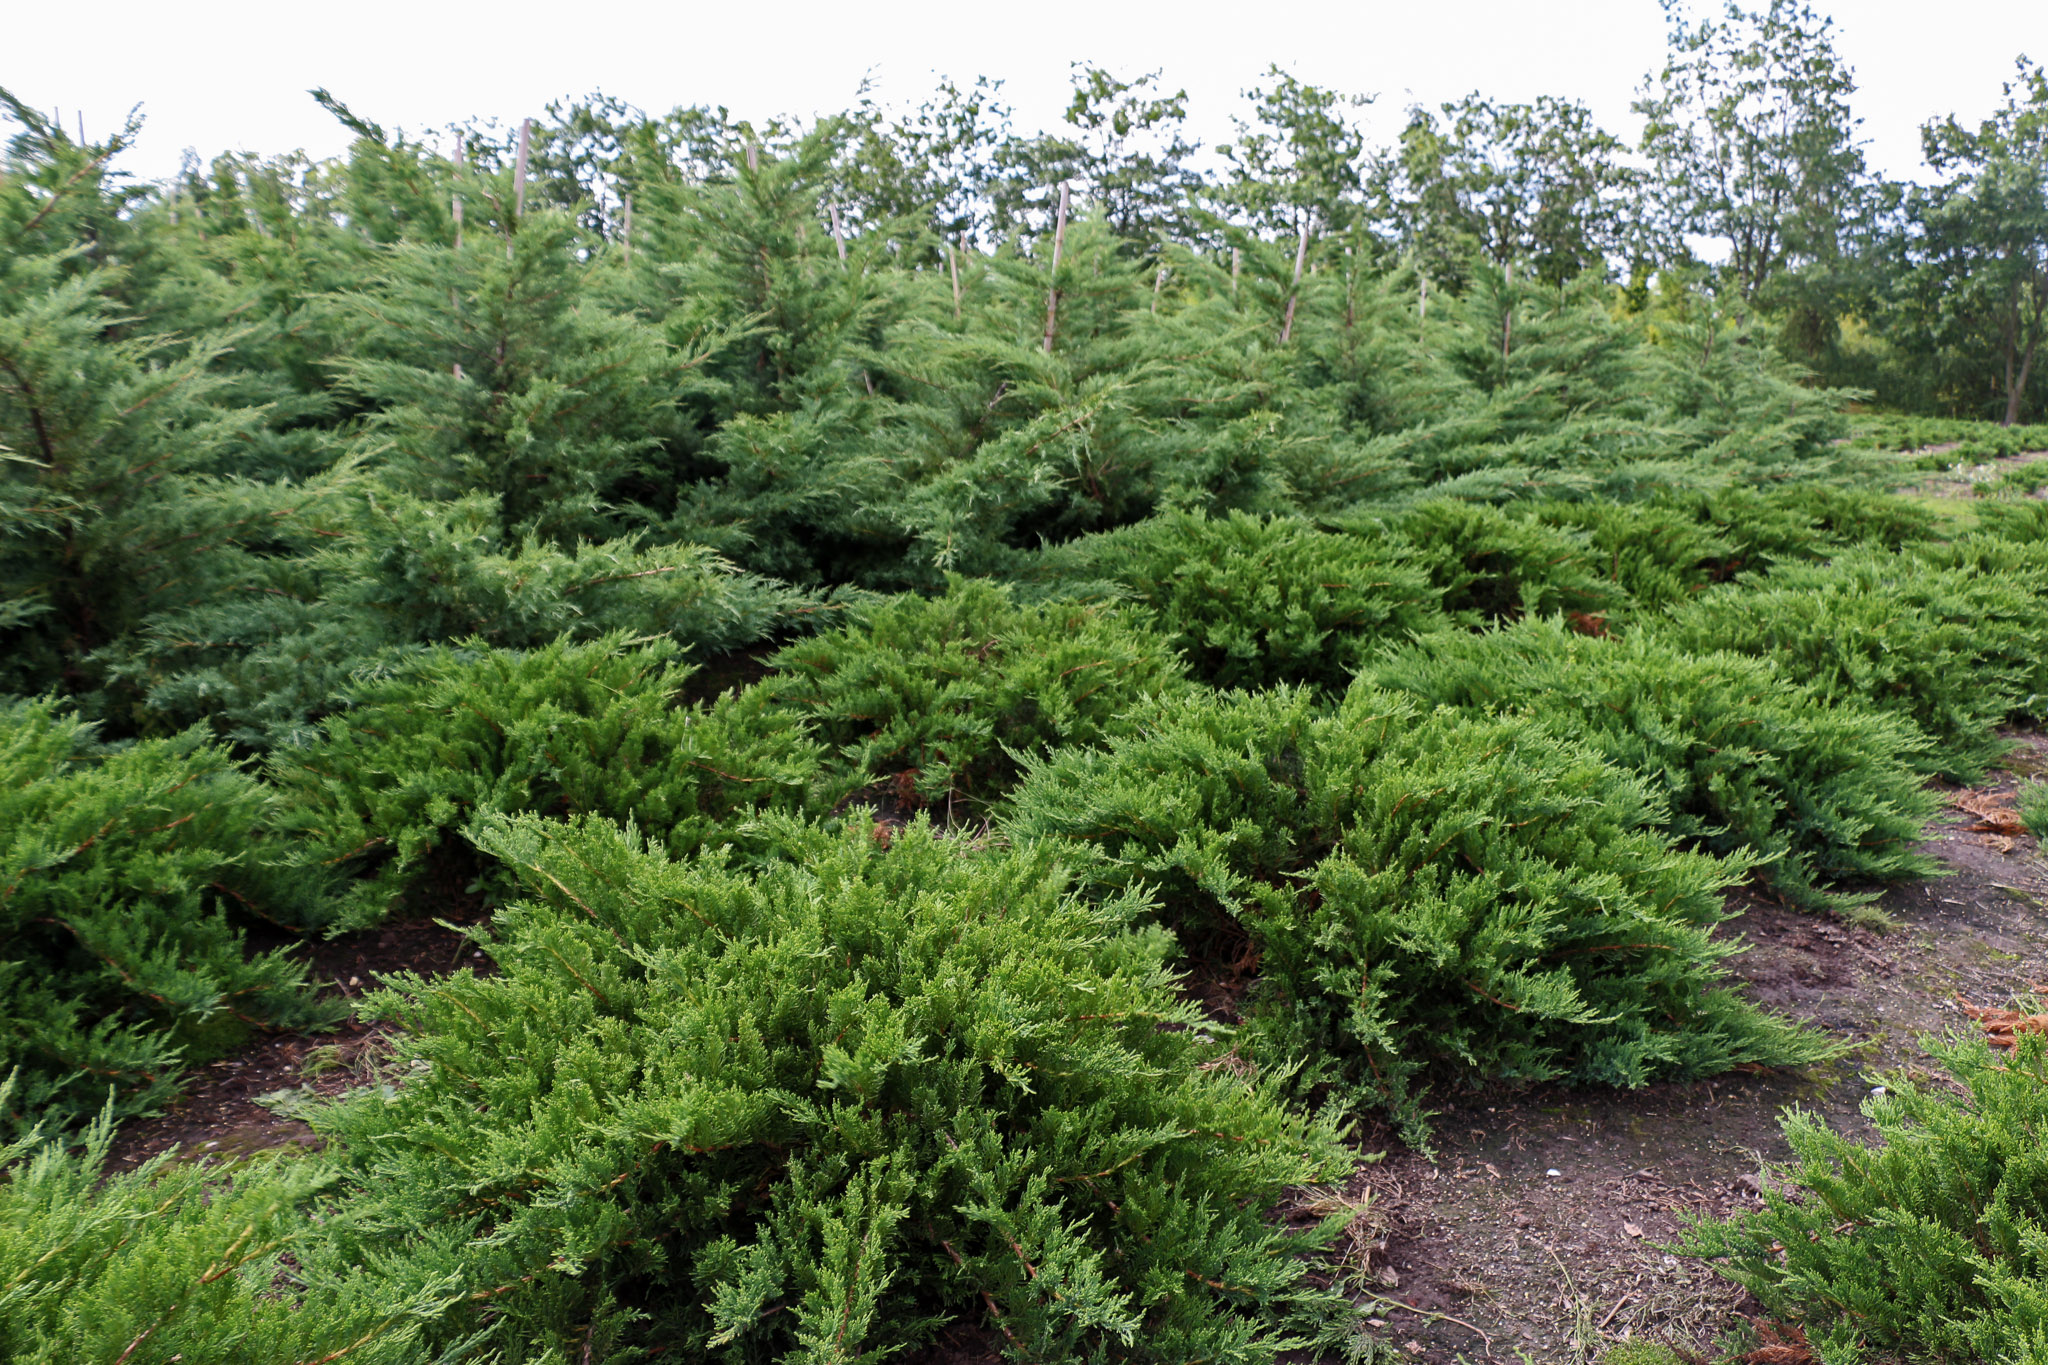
[1042,183,1069,355]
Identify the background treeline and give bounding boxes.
[4,2,2048,1361]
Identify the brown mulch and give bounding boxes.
[104,908,491,1173]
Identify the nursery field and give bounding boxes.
[8,60,2048,1365]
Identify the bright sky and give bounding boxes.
[4,0,2033,188]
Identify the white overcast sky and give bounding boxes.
[4,0,2034,188]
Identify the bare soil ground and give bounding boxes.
[105,887,494,1173]
[1341,733,2048,1363]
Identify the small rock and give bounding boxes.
[1546,1168,1562,1178]
[1870,1085,1888,1099]
[348,975,361,987]
[1623,1221,1644,1238]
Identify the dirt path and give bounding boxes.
[1352,734,2048,1363]
[1899,442,2048,500]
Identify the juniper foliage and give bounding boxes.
[272,633,823,927]
[319,816,1359,1364]
[764,578,1186,812]
[1039,510,1439,691]
[1663,548,2048,778]
[1364,499,1624,628]
[1368,618,1938,917]
[1006,687,1833,1139]
[1679,1032,2048,1365]
[0,699,337,1132]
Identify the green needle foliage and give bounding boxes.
[1680,1032,2048,1365]
[0,1091,445,1365]
[1662,548,2048,779]
[1368,618,1939,917]
[2021,781,2048,837]
[1040,510,1440,691]
[0,699,338,1133]
[320,815,1358,1364]
[1515,500,1737,615]
[1006,686,1833,1140]
[1365,499,1624,629]
[764,577,1186,812]
[7,58,2048,1359]
[273,633,823,927]
[1666,484,1944,574]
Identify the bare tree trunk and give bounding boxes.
[948,236,963,321]
[510,118,531,260]
[1041,183,1070,355]
[1502,259,1514,363]
[1279,216,1309,344]
[1231,246,1241,301]
[622,194,633,265]
[829,202,848,268]
[451,134,465,251]
[2007,341,2037,427]
[513,118,532,218]
[2005,290,2046,427]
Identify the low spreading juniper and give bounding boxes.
[272,632,824,927]
[0,699,337,1133]
[1006,686,1834,1141]
[318,815,1359,1363]
[1368,617,1938,918]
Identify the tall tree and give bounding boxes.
[1634,0,1868,304]
[1892,57,2048,425]
[1216,67,1374,242]
[1380,93,1637,288]
[984,66,1203,246]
